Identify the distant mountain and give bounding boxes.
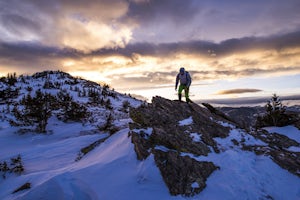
[0,71,300,200]
[197,95,300,107]
[219,106,300,130]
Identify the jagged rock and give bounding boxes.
[220,106,264,129]
[270,149,300,177]
[202,103,237,125]
[153,150,218,196]
[150,127,210,156]
[130,96,300,196]
[129,96,232,196]
[130,97,231,157]
[295,120,300,130]
[130,131,151,160]
[12,182,31,194]
[248,129,299,150]
[244,129,300,177]
[76,136,110,161]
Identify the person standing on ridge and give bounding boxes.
[175,67,192,102]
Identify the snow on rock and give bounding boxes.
[191,126,300,200]
[190,132,202,142]
[155,145,172,152]
[288,146,300,152]
[130,96,300,199]
[178,116,193,126]
[214,128,266,150]
[264,125,300,144]
[132,127,153,139]
[191,182,200,188]
[197,150,300,200]
[216,120,235,129]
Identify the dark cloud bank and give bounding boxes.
[1,29,300,66]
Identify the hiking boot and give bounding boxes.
[178,94,182,102]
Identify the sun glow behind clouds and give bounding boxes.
[68,71,110,84]
[61,20,133,52]
[60,45,300,97]
[1,0,300,103]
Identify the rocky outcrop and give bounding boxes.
[129,96,233,196]
[220,106,264,129]
[130,97,232,155]
[294,119,300,130]
[129,96,300,196]
[244,129,300,177]
[154,150,218,196]
[220,106,300,130]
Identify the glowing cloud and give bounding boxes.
[217,89,263,95]
[1,0,300,101]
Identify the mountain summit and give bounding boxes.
[130,96,300,198]
[0,71,300,200]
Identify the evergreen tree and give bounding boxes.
[256,94,290,127]
[105,98,112,110]
[10,154,24,174]
[121,100,130,113]
[102,84,110,97]
[0,155,24,179]
[14,90,54,133]
[43,79,55,89]
[56,90,88,121]
[265,94,285,126]
[57,90,73,104]
[90,89,101,104]
[7,73,17,86]
[0,87,19,101]
[64,102,88,122]
[82,89,87,97]
[98,113,118,135]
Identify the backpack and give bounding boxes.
[186,71,192,85]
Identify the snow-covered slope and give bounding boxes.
[195,127,300,200]
[1,71,300,200]
[0,127,173,200]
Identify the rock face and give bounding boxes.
[244,129,300,177]
[129,96,233,196]
[154,150,218,196]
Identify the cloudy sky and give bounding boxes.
[1,0,300,102]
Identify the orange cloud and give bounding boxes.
[217,89,263,95]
